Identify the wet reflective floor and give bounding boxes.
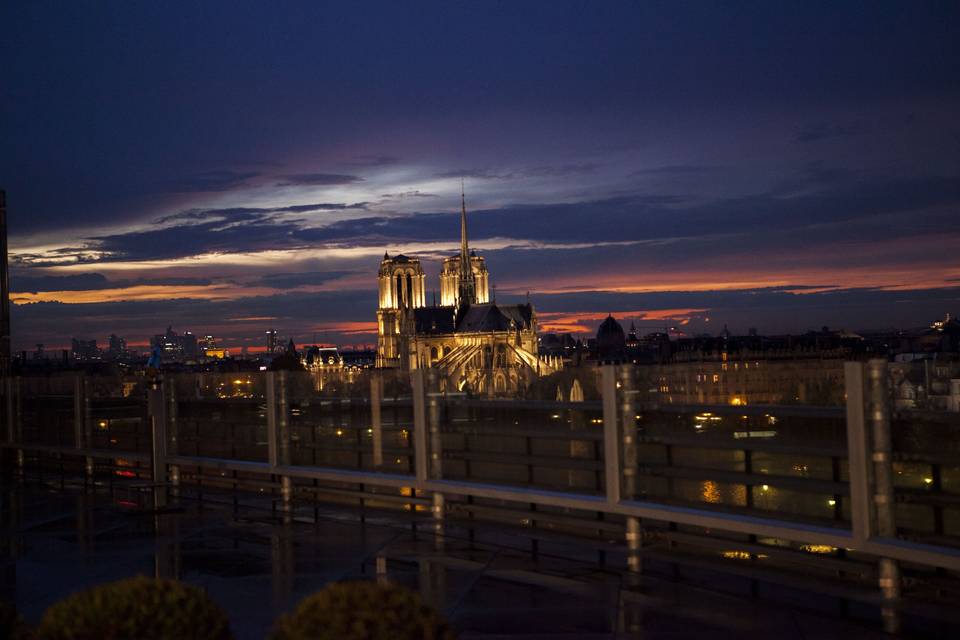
[0,483,902,639]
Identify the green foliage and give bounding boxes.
[270,580,456,640]
[36,576,232,640]
[0,600,33,640]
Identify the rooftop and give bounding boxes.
[1,484,894,640]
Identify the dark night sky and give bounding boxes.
[2,1,959,350]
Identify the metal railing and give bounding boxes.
[2,360,960,633]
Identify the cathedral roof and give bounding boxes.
[413,307,456,334]
[456,303,533,333]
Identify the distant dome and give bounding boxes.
[597,315,626,363]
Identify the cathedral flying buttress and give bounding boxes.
[375,185,560,396]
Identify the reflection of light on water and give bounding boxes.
[699,480,747,506]
[722,550,769,560]
[800,544,836,554]
[753,483,777,508]
[694,412,722,431]
[701,480,721,504]
[733,430,776,439]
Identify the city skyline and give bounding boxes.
[3,2,960,350]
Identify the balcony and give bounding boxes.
[1,361,959,637]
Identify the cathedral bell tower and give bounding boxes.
[376,253,426,368]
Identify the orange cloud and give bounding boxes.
[309,321,378,335]
[537,309,707,334]
[10,284,278,304]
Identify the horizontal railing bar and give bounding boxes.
[895,488,960,506]
[894,409,960,425]
[0,442,150,461]
[425,476,854,546]
[445,425,605,440]
[638,435,847,457]
[450,398,604,411]
[861,536,960,571]
[894,450,960,466]
[274,464,418,488]
[6,430,960,571]
[638,463,848,494]
[642,402,846,419]
[294,485,430,506]
[448,502,625,534]
[443,450,604,470]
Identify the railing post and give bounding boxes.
[147,378,168,509]
[866,358,901,634]
[411,368,428,485]
[427,369,443,480]
[278,371,290,466]
[73,375,83,450]
[266,372,278,467]
[74,374,94,483]
[620,365,642,580]
[13,377,21,479]
[426,369,444,546]
[3,377,12,445]
[165,377,179,499]
[844,361,873,543]
[376,553,388,585]
[4,377,13,445]
[370,371,383,469]
[83,378,92,476]
[601,365,620,506]
[2,376,15,481]
[278,371,292,523]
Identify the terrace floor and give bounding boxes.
[0,482,908,639]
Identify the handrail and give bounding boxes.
[4,361,960,623]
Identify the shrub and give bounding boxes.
[270,580,456,640]
[37,576,232,640]
[0,600,32,639]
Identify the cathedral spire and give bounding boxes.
[460,178,469,268]
[457,178,476,307]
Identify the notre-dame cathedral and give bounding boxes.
[375,189,560,395]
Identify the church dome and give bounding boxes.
[596,314,626,363]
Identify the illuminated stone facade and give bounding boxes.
[376,254,426,367]
[375,189,559,395]
[440,253,489,306]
